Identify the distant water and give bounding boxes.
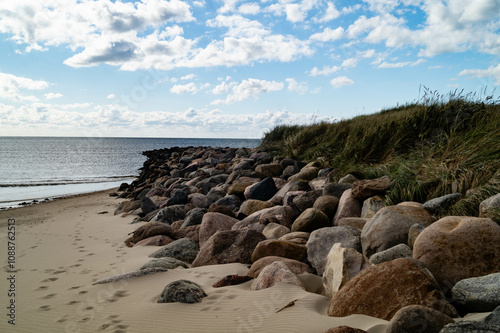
[0,137,261,208]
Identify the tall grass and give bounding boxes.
[260,89,500,219]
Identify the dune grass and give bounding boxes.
[260,89,500,219]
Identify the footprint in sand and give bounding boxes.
[41,277,59,282]
[41,293,57,299]
[67,300,80,305]
[56,316,69,323]
[68,286,81,290]
[39,305,52,311]
[52,269,67,274]
[36,286,49,291]
[80,269,92,275]
[78,290,88,295]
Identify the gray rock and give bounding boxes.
[141,196,158,216]
[439,321,500,333]
[423,193,462,215]
[250,261,306,291]
[386,305,454,333]
[306,226,361,275]
[181,208,205,229]
[148,238,199,263]
[485,305,500,325]
[214,194,241,212]
[199,212,238,247]
[153,205,186,225]
[451,273,500,312]
[165,189,189,206]
[140,257,189,270]
[248,177,278,201]
[370,243,413,265]
[333,189,362,226]
[351,177,391,201]
[361,195,384,218]
[291,208,330,233]
[293,189,323,212]
[323,183,352,199]
[262,223,290,239]
[480,193,500,221]
[338,174,358,184]
[158,280,207,303]
[313,195,340,220]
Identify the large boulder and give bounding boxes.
[293,190,323,212]
[191,229,266,267]
[214,195,241,212]
[153,205,186,225]
[451,273,500,313]
[423,193,461,215]
[141,196,158,215]
[247,256,313,278]
[181,208,205,229]
[351,177,391,201]
[255,163,284,178]
[158,280,206,303]
[134,235,174,247]
[124,222,175,247]
[361,195,384,218]
[291,208,330,233]
[262,223,290,239]
[386,305,454,333]
[327,258,455,321]
[235,205,295,230]
[361,203,435,258]
[268,180,310,205]
[237,199,275,217]
[332,189,362,226]
[251,239,307,263]
[141,257,189,270]
[440,321,500,333]
[148,238,199,263]
[322,243,372,298]
[369,243,413,265]
[278,231,310,245]
[250,261,306,291]
[413,216,500,289]
[247,177,278,201]
[165,189,189,206]
[306,226,361,275]
[323,183,352,199]
[479,193,500,222]
[313,195,339,220]
[198,212,238,246]
[288,166,320,182]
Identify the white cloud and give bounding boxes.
[286,78,308,95]
[459,64,500,85]
[309,65,340,76]
[0,72,49,102]
[170,82,199,94]
[330,76,354,88]
[239,3,260,15]
[211,78,284,105]
[341,57,359,68]
[377,58,425,68]
[106,94,116,100]
[193,1,206,7]
[180,74,196,80]
[310,27,344,42]
[315,2,340,22]
[44,93,63,100]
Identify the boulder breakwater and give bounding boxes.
[113,145,500,332]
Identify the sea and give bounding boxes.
[0,137,261,209]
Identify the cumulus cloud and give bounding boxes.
[170,82,199,94]
[309,65,341,76]
[44,93,63,100]
[211,78,284,105]
[286,78,309,95]
[0,72,49,102]
[459,64,500,85]
[315,2,341,22]
[330,76,354,88]
[239,3,260,15]
[106,94,116,100]
[310,27,344,42]
[378,58,425,68]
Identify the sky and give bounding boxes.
[0,0,499,138]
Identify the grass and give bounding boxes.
[260,89,500,220]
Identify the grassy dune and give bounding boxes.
[260,89,500,219]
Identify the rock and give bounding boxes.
[386,305,454,333]
[408,223,426,249]
[313,195,339,220]
[165,189,189,206]
[248,177,278,201]
[208,203,237,218]
[181,208,205,229]
[255,163,284,178]
[206,188,225,205]
[236,205,295,230]
[192,229,266,267]
[291,208,330,233]
[262,223,290,239]
[439,321,500,333]
[338,174,358,184]
[278,231,310,245]
[114,200,140,215]
[158,280,207,303]
[247,256,313,278]
[124,222,175,247]
[423,193,462,215]
[322,243,372,298]
[153,205,186,225]
[361,203,435,258]
[351,177,391,201]
[327,258,454,321]
[214,194,241,212]
[306,226,361,275]
[370,243,413,264]
[134,235,174,247]
[337,217,368,231]
[140,257,189,270]
[149,238,199,263]
[451,273,500,312]
[269,180,310,205]
[212,275,253,288]
[479,193,500,222]
[333,189,362,226]
[413,216,500,289]
[198,212,239,246]
[288,166,320,182]
[141,196,158,216]
[485,305,500,325]
[188,193,208,208]
[174,224,200,244]
[251,239,307,263]
[361,195,384,218]
[323,183,352,199]
[237,199,275,217]
[310,177,327,191]
[293,189,323,212]
[323,327,367,333]
[250,261,306,291]
[227,182,253,198]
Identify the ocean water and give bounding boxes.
[0,137,261,208]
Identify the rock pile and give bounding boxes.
[116,146,500,329]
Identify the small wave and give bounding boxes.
[0,176,136,188]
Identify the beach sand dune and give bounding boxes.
[2,189,389,332]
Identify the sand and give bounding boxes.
[0,189,483,333]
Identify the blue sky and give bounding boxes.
[0,0,499,138]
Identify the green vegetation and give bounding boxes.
[260,88,500,218]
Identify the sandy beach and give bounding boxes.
[0,189,392,333]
